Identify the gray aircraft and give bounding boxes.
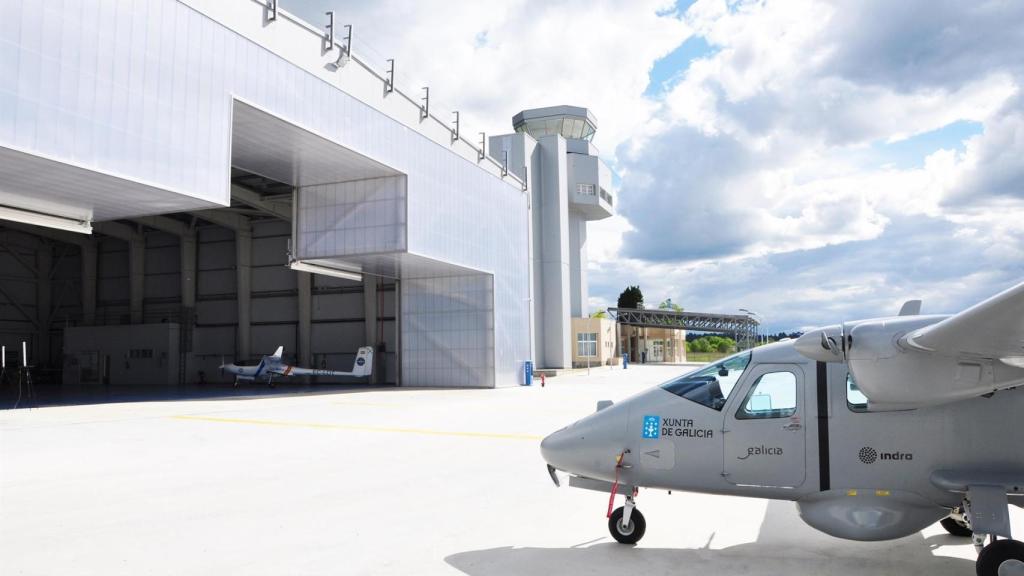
[220,345,373,386]
[541,281,1024,576]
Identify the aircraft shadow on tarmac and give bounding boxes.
[445,501,976,576]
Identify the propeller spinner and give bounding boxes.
[795,323,849,363]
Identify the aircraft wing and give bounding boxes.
[903,281,1024,364]
[279,366,356,377]
[797,280,1024,410]
[271,347,374,378]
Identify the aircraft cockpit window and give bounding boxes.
[846,373,869,412]
[660,352,751,411]
[737,371,797,419]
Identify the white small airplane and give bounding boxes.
[220,346,373,387]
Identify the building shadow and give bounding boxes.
[0,379,398,410]
[0,376,514,410]
[445,500,976,576]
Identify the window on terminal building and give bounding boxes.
[576,183,596,196]
[577,332,597,357]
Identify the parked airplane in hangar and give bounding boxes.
[541,280,1024,576]
[220,346,373,386]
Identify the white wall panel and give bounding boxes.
[0,1,230,207]
[1,0,529,387]
[401,275,495,388]
[297,176,407,259]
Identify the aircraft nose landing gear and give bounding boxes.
[960,487,1024,576]
[609,493,646,545]
[976,539,1024,576]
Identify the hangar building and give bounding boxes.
[0,0,611,396]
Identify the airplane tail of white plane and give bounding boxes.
[352,346,373,377]
[271,345,284,359]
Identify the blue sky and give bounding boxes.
[644,35,712,97]
[868,120,982,170]
[282,0,1024,332]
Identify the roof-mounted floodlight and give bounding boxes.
[385,59,395,94]
[326,24,352,70]
[289,259,363,282]
[0,205,92,234]
[324,11,335,49]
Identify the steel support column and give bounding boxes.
[181,231,197,310]
[36,244,52,365]
[81,239,97,325]
[128,234,145,324]
[297,270,312,368]
[236,225,252,361]
[363,275,378,384]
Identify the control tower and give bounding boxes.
[491,106,614,369]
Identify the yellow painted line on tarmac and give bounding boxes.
[171,415,544,441]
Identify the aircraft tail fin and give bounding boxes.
[271,345,284,359]
[352,346,373,377]
[898,299,922,316]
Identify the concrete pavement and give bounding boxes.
[1,364,1018,575]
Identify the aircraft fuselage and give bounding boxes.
[541,341,1024,541]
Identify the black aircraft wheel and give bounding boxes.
[940,516,972,537]
[608,507,646,545]
[976,538,1024,576]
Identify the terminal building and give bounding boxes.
[0,0,612,395]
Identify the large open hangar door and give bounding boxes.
[0,105,403,407]
[0,174,399,407]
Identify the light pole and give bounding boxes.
[739,308,762,349]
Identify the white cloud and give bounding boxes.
[286,0,690,157]
[287,0,1024,331]
[607,0,1024,329]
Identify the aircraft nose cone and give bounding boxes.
[540,427,574,471]
[539,406,630,483]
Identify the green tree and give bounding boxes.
[617,285,644,309]
[687,335,736,354]
[590,310,608,319]
[658,298,683,312]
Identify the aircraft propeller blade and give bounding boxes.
[840,322,849,361]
